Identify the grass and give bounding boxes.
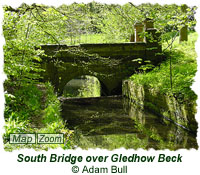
[130,32,198,102]
[63,33,127,45]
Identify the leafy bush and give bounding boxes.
[3,116,30,143]
[41,82,66,132]
[130,32,197,102]
[4,84,42,143]
[3,83,74,151]
[4,84,42,121]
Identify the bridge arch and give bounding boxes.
[63,75,110,97]
[40,19,162,95]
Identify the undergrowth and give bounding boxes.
[130,32,198,102]
[3,82,74,151]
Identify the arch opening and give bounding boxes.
[63,75,107,98]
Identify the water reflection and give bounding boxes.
[63,75,101,97]
[61,96,198,150]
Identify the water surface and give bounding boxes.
[61,96,198,150]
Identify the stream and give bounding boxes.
[61,96,198,150]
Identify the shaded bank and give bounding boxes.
[122,80,197,133]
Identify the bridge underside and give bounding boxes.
[40,42,162,95]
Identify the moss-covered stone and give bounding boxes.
[122,79,197,132]
[39,42,163,95]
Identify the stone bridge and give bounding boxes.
[39,19,163,95]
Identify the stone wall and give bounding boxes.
[122,80,197,132]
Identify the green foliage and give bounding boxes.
[138,64,155,72]
[39,83,74,150]
[130,32,197,102]
[4,83,74,151]
[3,5,74,150]
[4,85,42,121]
[4,3,196,47]
[3,116,30,143]
[41,82,65,131]
[3,9,44,88]
[3,84,41,144]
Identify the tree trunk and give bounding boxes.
[179,4,188,43]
